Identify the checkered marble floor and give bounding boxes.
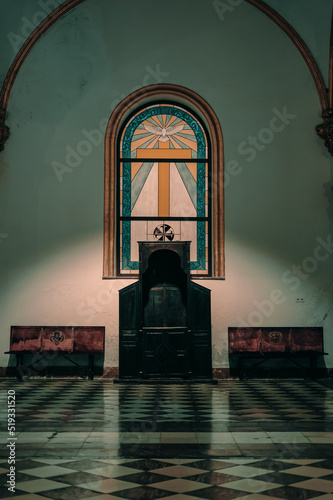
[0,379,333,499]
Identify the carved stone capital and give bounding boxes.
[0,108,9,152]
[316,108,333,156]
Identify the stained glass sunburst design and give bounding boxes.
[118,104,210,275]
[122,107,203,157]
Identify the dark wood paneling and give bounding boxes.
[119,282,139,330]
[144,286,187,327]
[189,282,212,378]
[119,281,140,378]
[119,242,212,379]
[142,328,189,377]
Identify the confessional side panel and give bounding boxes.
[119,282,140,377]
[189,281,212,378]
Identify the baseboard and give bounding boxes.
[114,377,218,384]
[0,366,332,379]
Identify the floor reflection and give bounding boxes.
[0,379,332,498]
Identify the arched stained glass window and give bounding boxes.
[103,84,224,279]
[118,103,210,276]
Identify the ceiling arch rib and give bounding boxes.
[0,0,329,152]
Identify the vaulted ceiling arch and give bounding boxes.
[0,0,330,152]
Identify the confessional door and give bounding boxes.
[119,242,212,379]
[142,279,189,377]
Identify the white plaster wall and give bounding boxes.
[0,0,332,371]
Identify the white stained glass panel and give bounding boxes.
[131,163,158,217]
[130,221,147,262]
[170,163,196,217]
[180,221,197,262]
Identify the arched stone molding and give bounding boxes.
[103,84,225,278]
[0,0,86,151]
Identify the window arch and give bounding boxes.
[103,84,224,278]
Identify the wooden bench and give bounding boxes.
[228,327,327,379]
[5,326,105,379]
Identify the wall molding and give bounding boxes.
[316,11,333,156]
[246,0,328,111]
[0,0,86,151]
[1,366,331,379]
[103,84,225,278]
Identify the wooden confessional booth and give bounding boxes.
[119,242,212,379]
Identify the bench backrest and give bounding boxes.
[9,326,105,353]
[228,327,324,355]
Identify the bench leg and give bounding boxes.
[239,356,246,380]
[88,355,94,380]
[310,356,317,379]
[16,354,24,380]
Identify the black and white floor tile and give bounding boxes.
[0,379,333,499]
